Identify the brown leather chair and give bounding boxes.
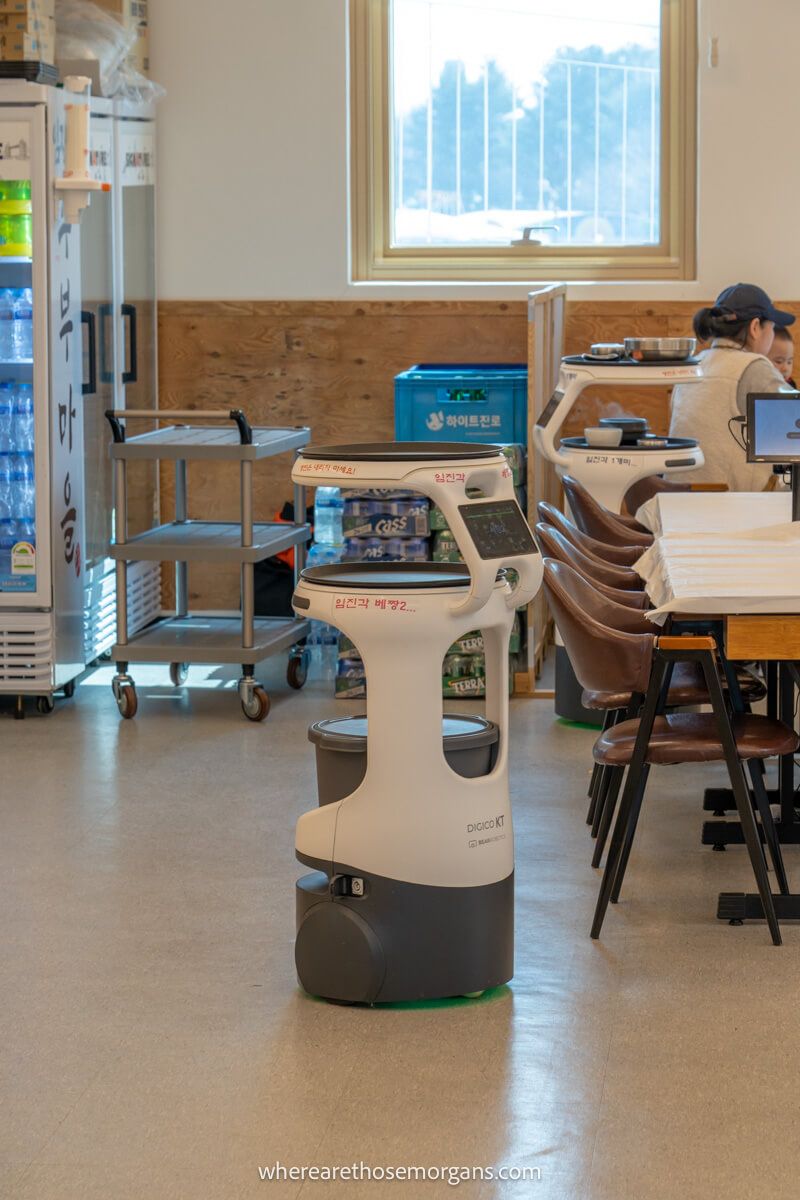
[623,474,691,517]
[537,501,643,567]
[534,522,644,592]
[561,474,653,547]
[546,559,767,865]
[542,558,796,945]
[554,559,708,859]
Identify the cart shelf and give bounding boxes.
[110,519,311,564]
[110,424,309,462]
[113,615,311,665]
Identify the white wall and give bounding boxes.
[149,0,800,302]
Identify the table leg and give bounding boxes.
[779,662,796,829]
[703,660,798,846]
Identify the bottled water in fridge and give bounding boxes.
[12,383,33,451]
[0,517,14,577]
[0,382,12,449]
[0,454,12,521]
[0,290,14,360]
[10,451,34,517]
[12,288,32,360]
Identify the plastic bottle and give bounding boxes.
[10,452,34,518]
[13,514,34,544]
[0,516,14,578]
[0,290,14,360]
[0,454,11,521]
[12,288,33,360]
[0,382,12,449]
[305,540,343,680]
[313,486,344,546]
[12,383,33,452]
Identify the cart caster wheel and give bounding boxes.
[117,686,138,719]
[287,651,310,690]
[712,844,726,852]
[36,695,55,715]
[62,679,76,699]
[169,662,189,687]
[242,686,270,722]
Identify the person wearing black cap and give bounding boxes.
[669,283,795,491]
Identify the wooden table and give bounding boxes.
[634,493,800,926]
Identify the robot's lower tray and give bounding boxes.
[560,436,698,452]
[300,441,501,461]
[301,563,472,590]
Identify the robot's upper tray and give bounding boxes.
[300,442,501,461]
[562,355,701,368]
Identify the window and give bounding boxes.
[350,0,697,281]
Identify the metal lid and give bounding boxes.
[600,416,648,433]
[308,714,499,752]
[300,562,473,590]
[300,441,502,462]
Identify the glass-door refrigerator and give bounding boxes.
[81,97,160,666]
[0,82,160,715]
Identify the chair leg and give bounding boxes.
[590,662,667,941]
[748,759,790,895]
[587,710,615,824]
[611,765,652,904]
[586,763,601,821]
[590,766,611,838]
[699,652,782,946]
[767,661,778,720]
[592,765,624,868]
[591,764,651,938]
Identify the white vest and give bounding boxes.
[669,346,775,491]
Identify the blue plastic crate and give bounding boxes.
[394,363,527,445]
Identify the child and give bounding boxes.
[669,282,794,491]
[769,325,796,388]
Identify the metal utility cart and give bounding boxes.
[105,408,312,721]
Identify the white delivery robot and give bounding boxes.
[291,443,543,1004]
[534,345,706,512]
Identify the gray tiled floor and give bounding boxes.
[2,657,799,1199]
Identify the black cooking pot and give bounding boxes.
[599,416,649,445]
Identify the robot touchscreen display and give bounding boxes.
[747,393,800,461]
[458,500,538,560]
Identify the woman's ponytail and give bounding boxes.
[692,305,750,346]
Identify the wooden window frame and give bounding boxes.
[350,0,697,282]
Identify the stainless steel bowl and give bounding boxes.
[589,342,625,359]
[623,336,696,361]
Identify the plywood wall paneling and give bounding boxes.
[158,297,800,610]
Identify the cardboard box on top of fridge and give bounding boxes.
[0,32,41,59]
[0,10,47,31]
[0,14,54,59]
[0,0,54,16]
